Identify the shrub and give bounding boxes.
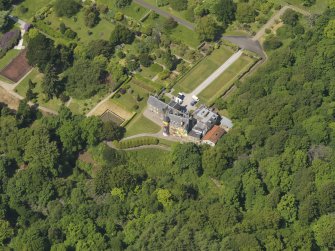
[114,12,124,21]
[59,22,66,34]
[117,51,126,58]
[59,93,70,103]
[139,53,152,67]
[263,36,283,50]
[119,88,126,94]
[0,29,21,58]
[169,0,187,11]
[64,28,77,39]
[19,6,28,14]
[115,0,131,8]
[54,0,81,17]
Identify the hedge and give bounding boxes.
[114,137,159,149]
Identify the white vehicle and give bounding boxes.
[192,95,199,102]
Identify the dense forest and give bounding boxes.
[0,1,335,251]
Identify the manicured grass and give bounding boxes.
[269,0,328,14]
[140,63,163,80]
[15,69,41,96]
[97,0,148,20]
[111,83,149,112]
[174,46,234,93]
[69,92,105,115]
[0,49,20,70]
[12,0,51,20]
[198,54,256,105]
[126,148,170,177]
[142,0,192,25]
[170,25,200,48]
[142,14,199,48]
[125,114,161,137]
[43,11,115,44]
[15,68,63,111]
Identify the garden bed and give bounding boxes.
[0,50,32,83]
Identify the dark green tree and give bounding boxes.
[54,0,81,17]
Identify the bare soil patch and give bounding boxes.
[0,50,32,83]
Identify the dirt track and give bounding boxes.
[0,86,20,110]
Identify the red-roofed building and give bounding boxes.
[202,125,226,146]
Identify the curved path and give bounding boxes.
[133,0,195,30]
[86,91,116,117]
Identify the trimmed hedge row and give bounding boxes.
[114,137,159,149]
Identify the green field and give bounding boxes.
[174,46,234,93]
[142,0,192,25]
[140,63,163,80]
[126,148,170,177]
[0,49,20,70]
[269,0,328,14]
[125,114,161,137]
[97,0,148,20]
[142,14,199,48]
[15,68,63,111]
[198,54,256,105]
[12,0,51,20]
[111,82,149,112]
[43,11,115,44]
[68,92,105,115]
[169,24,200,49]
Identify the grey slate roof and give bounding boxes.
[148,96,168,112]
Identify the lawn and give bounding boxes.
[125,114,161,137]
[142,14,199,48]
[198,54,256,105]
[169,25,200,49]
[15,68,63,111]
[142,0,193,25]
[97,0,148,21]
[12,0,51,20]
[140,63,163,80]
[0,49,20,70]
[68,92,106,115]
[269,0,328,14]
[174,46,234,93]
[43,11,115,44]
[126,148,170,177]
[111,83,149,112]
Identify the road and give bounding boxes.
[9,16,27,50]
[222,36,266,58]
[133,0,195,30]
[183,50,243,109]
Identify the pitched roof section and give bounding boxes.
[203,125,226,144]
[148,96,168,111]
